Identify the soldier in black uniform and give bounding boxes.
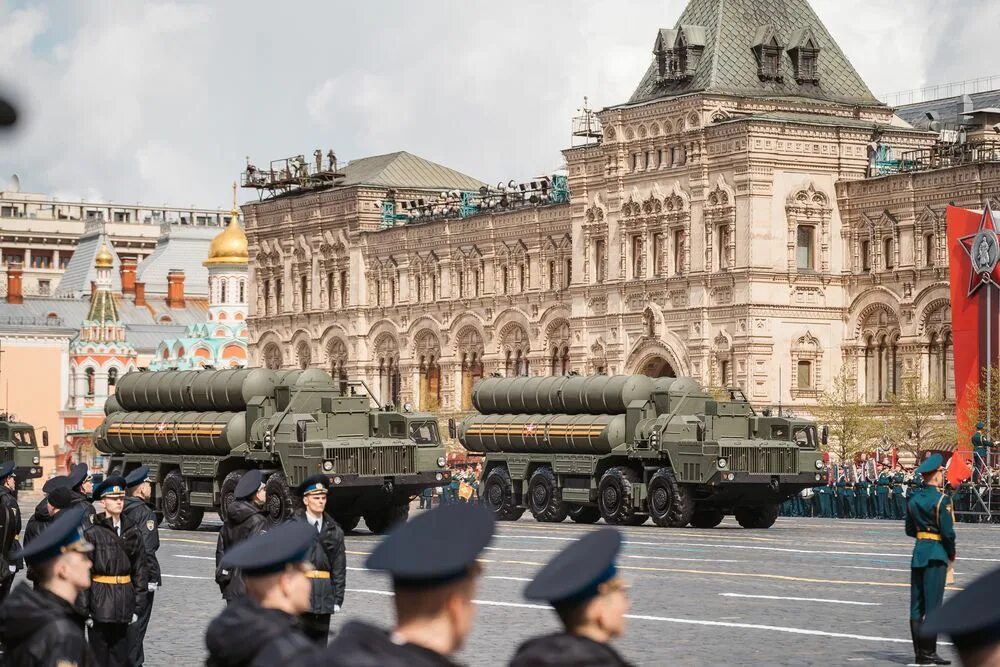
[204,519,322,666]
[510,529,633,667]
[24,484,74,587]
[0,506,96,667]
[66,464,96,520]
[216,469,268,603]
[124,466,160,666]
[922,565,1000,667]
[292,474,346,645]
[0,461,22,603]
[322,502,495,667]
[84,475,148,667]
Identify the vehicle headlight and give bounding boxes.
[437,456,446,468]
[814,459,824,470]
[725,472,736,481]
[322,460,334,472]
[815,473,822,481]
[32,456,39,464]
[717,457,728,469]
[333,476,342,485]
[435,472,443,481]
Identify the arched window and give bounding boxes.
[924,233,935,267]
[501,266,508,294]
[108,367,119,394]
[85,368,96,397]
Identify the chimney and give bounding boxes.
[134,281,146,307]
[166,270,185,309]
[6,263,23,304]
[120,258,137,294]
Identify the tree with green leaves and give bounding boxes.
[885,373,956,460]
[813,367,876,463]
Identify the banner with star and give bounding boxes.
[946,204,1000,484]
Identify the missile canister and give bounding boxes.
[114,368,280,412]
[96,410,246,456]
[104,394,121,416]
[471,375,654,415]
[459,413,626,455]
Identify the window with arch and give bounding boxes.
[796,225,815,270]
[924,233,935,268]
[861,240,871,272]
[500,265,509,294]
[300,275,309,310]
[107,367,119,394]
[85,367,96,397]
[883,238,894,270]
[263,344,283,370]
[296,341,311,370]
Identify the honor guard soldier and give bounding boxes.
[0,461,22,603]
[0,507,96,667]
[876,463,892,519]
[323,502,495,666]
[510,529,633,667]
[124,466,160,666]
[24,484,74,587]
[66,463,96,520]
[216,469,268,603]
[922,566,1000,667]
[892,464,907,519]
[204,520,321,667]
[292,474,346,645]
[905,454,955,666]
[84,475,148,667]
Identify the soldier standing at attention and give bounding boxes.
[204,520,323,666]
[67,464,96,520]
[0,507,96,666]
[905,454,955,666]
[921,566,1000,667]
[893,463,907,519]
[0,461,22,603]
[876,462,892,519]
[123,466,160,666]
[24,485,74,587]
[972,422,989,483]
[510,529,633,667]
[291,474,346,645]
[323,503,495,666]
[84,475,148,667]
[216,469,268,603]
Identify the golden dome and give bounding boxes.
[205,183,248,266]
[95,242,114,269]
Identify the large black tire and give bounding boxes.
[363,501,410,534]
[264,472,297,524]
[597,467,642,526]
[162,471,204,531]
[333,514,361,533]
[568,504,601,524]
[219,470,245,523]
[647,467,695,528]
[527,466,569,523]
[735,504,780,529]
[482,466,526,521]
[689,508,725,528]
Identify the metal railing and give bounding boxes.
[883,74,1000,107]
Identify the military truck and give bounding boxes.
[455,375,826,529]
[94,367,450,533]
[0,415,46,489]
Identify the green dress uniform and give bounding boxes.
[855,479,870,519]
[840,478,856,518]
[892,471,907,519]
[876,471,891,519]
[905,454,955,666]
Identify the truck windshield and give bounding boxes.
[409,422,439,445]
[792,426,815,448]
[11,429,35,447]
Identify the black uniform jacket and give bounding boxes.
[215,499,267,600]
[83,512,147,624]
[0,485,21,579]
[69,491,96,519]
[0,582,96,666]
[509,633,634,667]
[124,496,161,585]
[204,597,319,667]
[293,509,346,613]
[320,620,461,667]
[21,499,53,585]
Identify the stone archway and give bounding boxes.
[638,355,676,378]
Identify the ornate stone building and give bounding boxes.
[246,0,983,415]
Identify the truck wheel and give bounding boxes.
[264,472,297,524]
[219,470,245,523]
[333,514,360,533]
[527,467,569,523]
[735,504,779,529]
[689,508,725,529]
[364,501,409,534]
[162,471,204,531]
[647,467,695,528]
[568,504,601,524]
[597,467,642,526]
[482,466,526,521]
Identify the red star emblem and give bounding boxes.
[959,203,1000,296]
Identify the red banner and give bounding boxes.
[946,204,1000,484]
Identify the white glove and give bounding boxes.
[148,583,158,592]
[7,565,14,573]
[334,604,341,613]
[130,614,138,624]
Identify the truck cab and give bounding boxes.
[0,419,45,489]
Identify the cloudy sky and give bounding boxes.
[0,0,997,210]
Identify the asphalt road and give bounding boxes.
[13,500,1000,666]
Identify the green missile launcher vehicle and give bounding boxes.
[455,375,826,529]
[0,414,46,489]
[95,367,450,533]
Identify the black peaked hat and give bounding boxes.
[0,460,14,480]
[125,465,150,489]
[67,463,89,490]
[15,506,92,564]
[0,95,16,127]
[367,503,494,588]
[221,519,315,577]
[234,469,264,499]
[524,528,622,607]
[294,473,328,496]
[48,486,74,510]
[922,566,1000,651]
[92,475,126,501]
[42,475,70,494]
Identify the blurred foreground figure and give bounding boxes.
[124,466,161,666]
[922,566,1000,667]
[0,94,15,127]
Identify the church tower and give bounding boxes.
[204,183,249,325]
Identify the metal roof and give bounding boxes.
[338,151,484,191]
[895,90,1000,130]
[54,225,122,298]
[135,224,216,296]
[627,0,881,107]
